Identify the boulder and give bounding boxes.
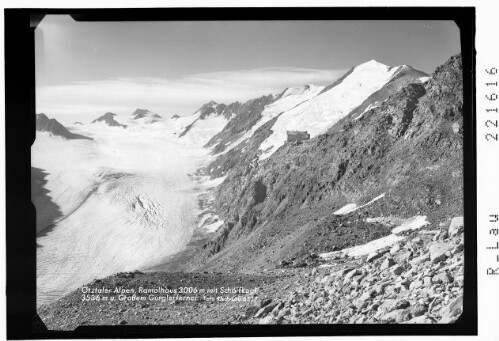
[412,237,423,245]
[380,258,396,270]
[439,295,463,321]
[344,269,361,284]
[395,251,412,263]
[411,305,428,317]
[390,243,402,255]
[367,252,383,263]
[409,280,424,290]
[258,315,274,324]
[390,299,411,311]
[334,267,354,277]
[429,243,452,263]
[410,253,430,265]
[432,272,454,284]
[403,315,433,323]
[391,265,405,276]
[448,217,464,237]
[255,303,278,318]
[381,308,412,323]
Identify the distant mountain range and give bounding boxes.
[89,109,163,128]
[36,113,92,140]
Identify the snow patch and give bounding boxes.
[320,215,430,259]
[391,215,430,234]
[204,219,224,233]
[199,175,227,189]
[333,203,358,215]
[333,193,386,215]
[329,234,406,259]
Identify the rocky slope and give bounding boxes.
[247,216,464,324]
[91,112,127,128]
[36,113,92,140]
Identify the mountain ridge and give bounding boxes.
[36,113,93,140]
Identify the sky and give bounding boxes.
[35,16,460,124]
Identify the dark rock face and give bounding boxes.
[171,114,180,119]
[200,54,463,272]
[206,115,279,178]
[253,180,267,204]
[36,113,93,140]
[73,122,83,125]
[204,95,275,153]
[131,108,162,120]
[91,112,127,128]
[178,118,199,138]
[179,96,273,144]
[198,101,230,120]
[31,167,63,234]
[348,65,428,120]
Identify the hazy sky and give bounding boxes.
[36,16,460,124]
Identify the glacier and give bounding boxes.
[33,121,210,305]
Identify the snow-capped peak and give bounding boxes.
[355,59,390,71]
[258,59,411,159]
